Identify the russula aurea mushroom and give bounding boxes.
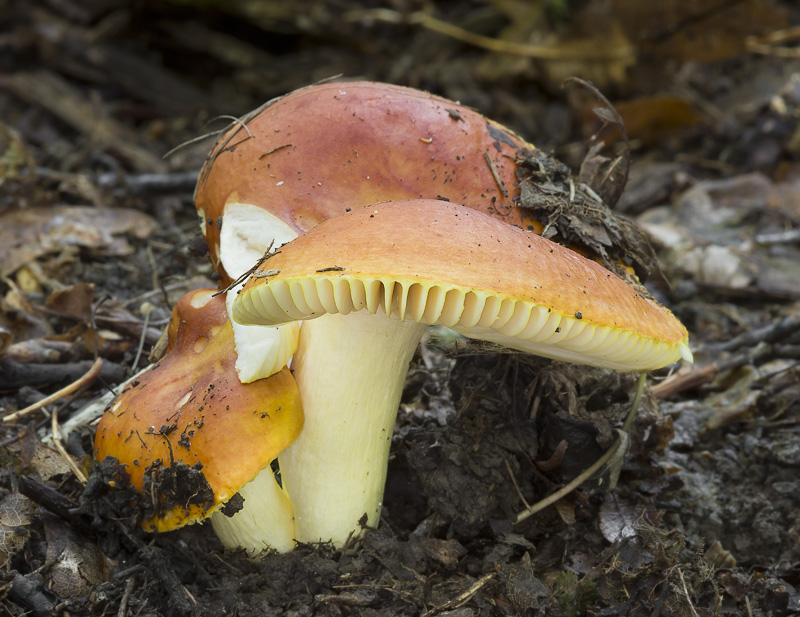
[94,289,303,554]
[195,80,548,383]
[232,200,692,547]
[195,81,655,385]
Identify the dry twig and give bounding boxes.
[3,357,103,424]
[51,407,88,484]
[746,26,800,58]
[117,576,136,617]
[346,9,634,61]
[515,373,646,524]
[421,573,494,617]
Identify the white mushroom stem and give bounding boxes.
[210,466,296,555]
[278,309,427,547]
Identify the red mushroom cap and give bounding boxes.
[195,81,540,284]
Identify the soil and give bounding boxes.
[1,1,800,616]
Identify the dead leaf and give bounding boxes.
[45,283,95,322]
[600,494,666,545]
[13,437,73,480]
[503,552,550,613]
[581,95,704,148]
[0,492,35,567]
[0,205,157,277]
[705,540,737,569]
[43,516,107,599]
[614,0,789,63]
[599,494,640,542]
[417,536,468,569]
[81,327,132,359]
[554,499,576,525]
[719,572,749,602]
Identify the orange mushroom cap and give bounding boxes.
[94,289,303,532]
[234,200,691,371]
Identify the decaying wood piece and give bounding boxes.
[0,357,125,391]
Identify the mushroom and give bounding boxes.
[196,81,657,388]
[94,289,303,554]
[195,80,549,384]
[232,200,692,547]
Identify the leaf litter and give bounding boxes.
[1,1,799,615]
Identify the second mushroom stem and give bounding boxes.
[278,309,427,547]
[211,465,297,554]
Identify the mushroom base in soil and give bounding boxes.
[232,199,692,548]
[210,464,296,554]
